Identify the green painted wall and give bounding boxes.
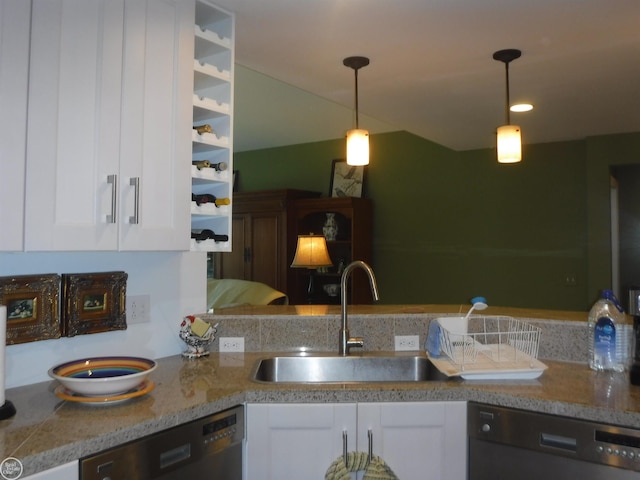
[234,130,640,311]
[586,133,640,307]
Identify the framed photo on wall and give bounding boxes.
[329,159,366,198]
[0,274,62,345]
[61,271,127,337]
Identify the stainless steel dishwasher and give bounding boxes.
[468,402,640,479]
[80,405,243,480]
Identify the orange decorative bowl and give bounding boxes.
[48,356,157,396]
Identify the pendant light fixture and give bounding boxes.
[493,49,522,164]
[343,56,370,166]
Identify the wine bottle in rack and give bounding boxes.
[211,162,227,171]
[192,160,211,170]
[191,193,231,207]
[193,124,212,135]
[191,160,227,171]
[191,229,229,242]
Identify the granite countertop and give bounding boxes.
[3,351,640,476]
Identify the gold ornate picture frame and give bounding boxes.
[61,271,127,337]
[0,274,62,345]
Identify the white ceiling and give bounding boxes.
[214,0,640,153]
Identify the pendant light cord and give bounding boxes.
[343,56,370,131]
[354,68,360,129]
[504,62,511,125]
[493,49,521,126]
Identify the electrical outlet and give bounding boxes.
[395,335,420,351]
[220,337,244,352]
[126,294,150,324]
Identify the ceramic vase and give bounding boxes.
[322,213,338,241]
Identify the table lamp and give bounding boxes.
[291,235,333,303]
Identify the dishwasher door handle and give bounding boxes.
[540,432,577,452]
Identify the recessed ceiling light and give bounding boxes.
[511,103,534,112]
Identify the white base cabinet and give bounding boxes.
[357,402,467,480]
[246,403,355,480]
[21,460,78,480]
[245,401,467,480]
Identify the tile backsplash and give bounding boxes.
[203,313,588,363]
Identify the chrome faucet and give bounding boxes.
[339,260,380,355]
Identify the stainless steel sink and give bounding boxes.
[251,354,447,383]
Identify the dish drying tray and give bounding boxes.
[427,315,547,380]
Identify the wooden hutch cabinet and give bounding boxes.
[290,197,373,305]
[216,191,373,304]
[216,189,319,294]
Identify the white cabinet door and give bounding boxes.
[25,0,124,251]
[0,0,30,252]
[21,460,79,480]
[246,402,467,480]
[245,403,357,480]
[357,401,467,480]
[118,0,192,251]
[24,0,192,251]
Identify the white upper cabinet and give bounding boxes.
[0,0,31,251]
[25,0,124,251]
[119,0,193,251]
[24,0,193,251]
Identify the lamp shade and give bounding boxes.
[497,125,522,163]
[290,235,333,268]
[346,129,369,166]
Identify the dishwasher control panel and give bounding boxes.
[468,402,640,472]
[202,408,243,453]
[594,428,640,466]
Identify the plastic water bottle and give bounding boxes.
[588,290,629,372]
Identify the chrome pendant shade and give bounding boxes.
[493,49,522,164]
[343,56,370,166]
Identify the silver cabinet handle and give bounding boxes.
[129,177,140,224]
[367,429,373,464]
[107,174,117,223]
[342,430,348,464]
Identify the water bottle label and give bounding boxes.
[594,316,616,366]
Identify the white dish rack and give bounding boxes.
[428,315,547,379]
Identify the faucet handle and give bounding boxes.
[347,337,364,351]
